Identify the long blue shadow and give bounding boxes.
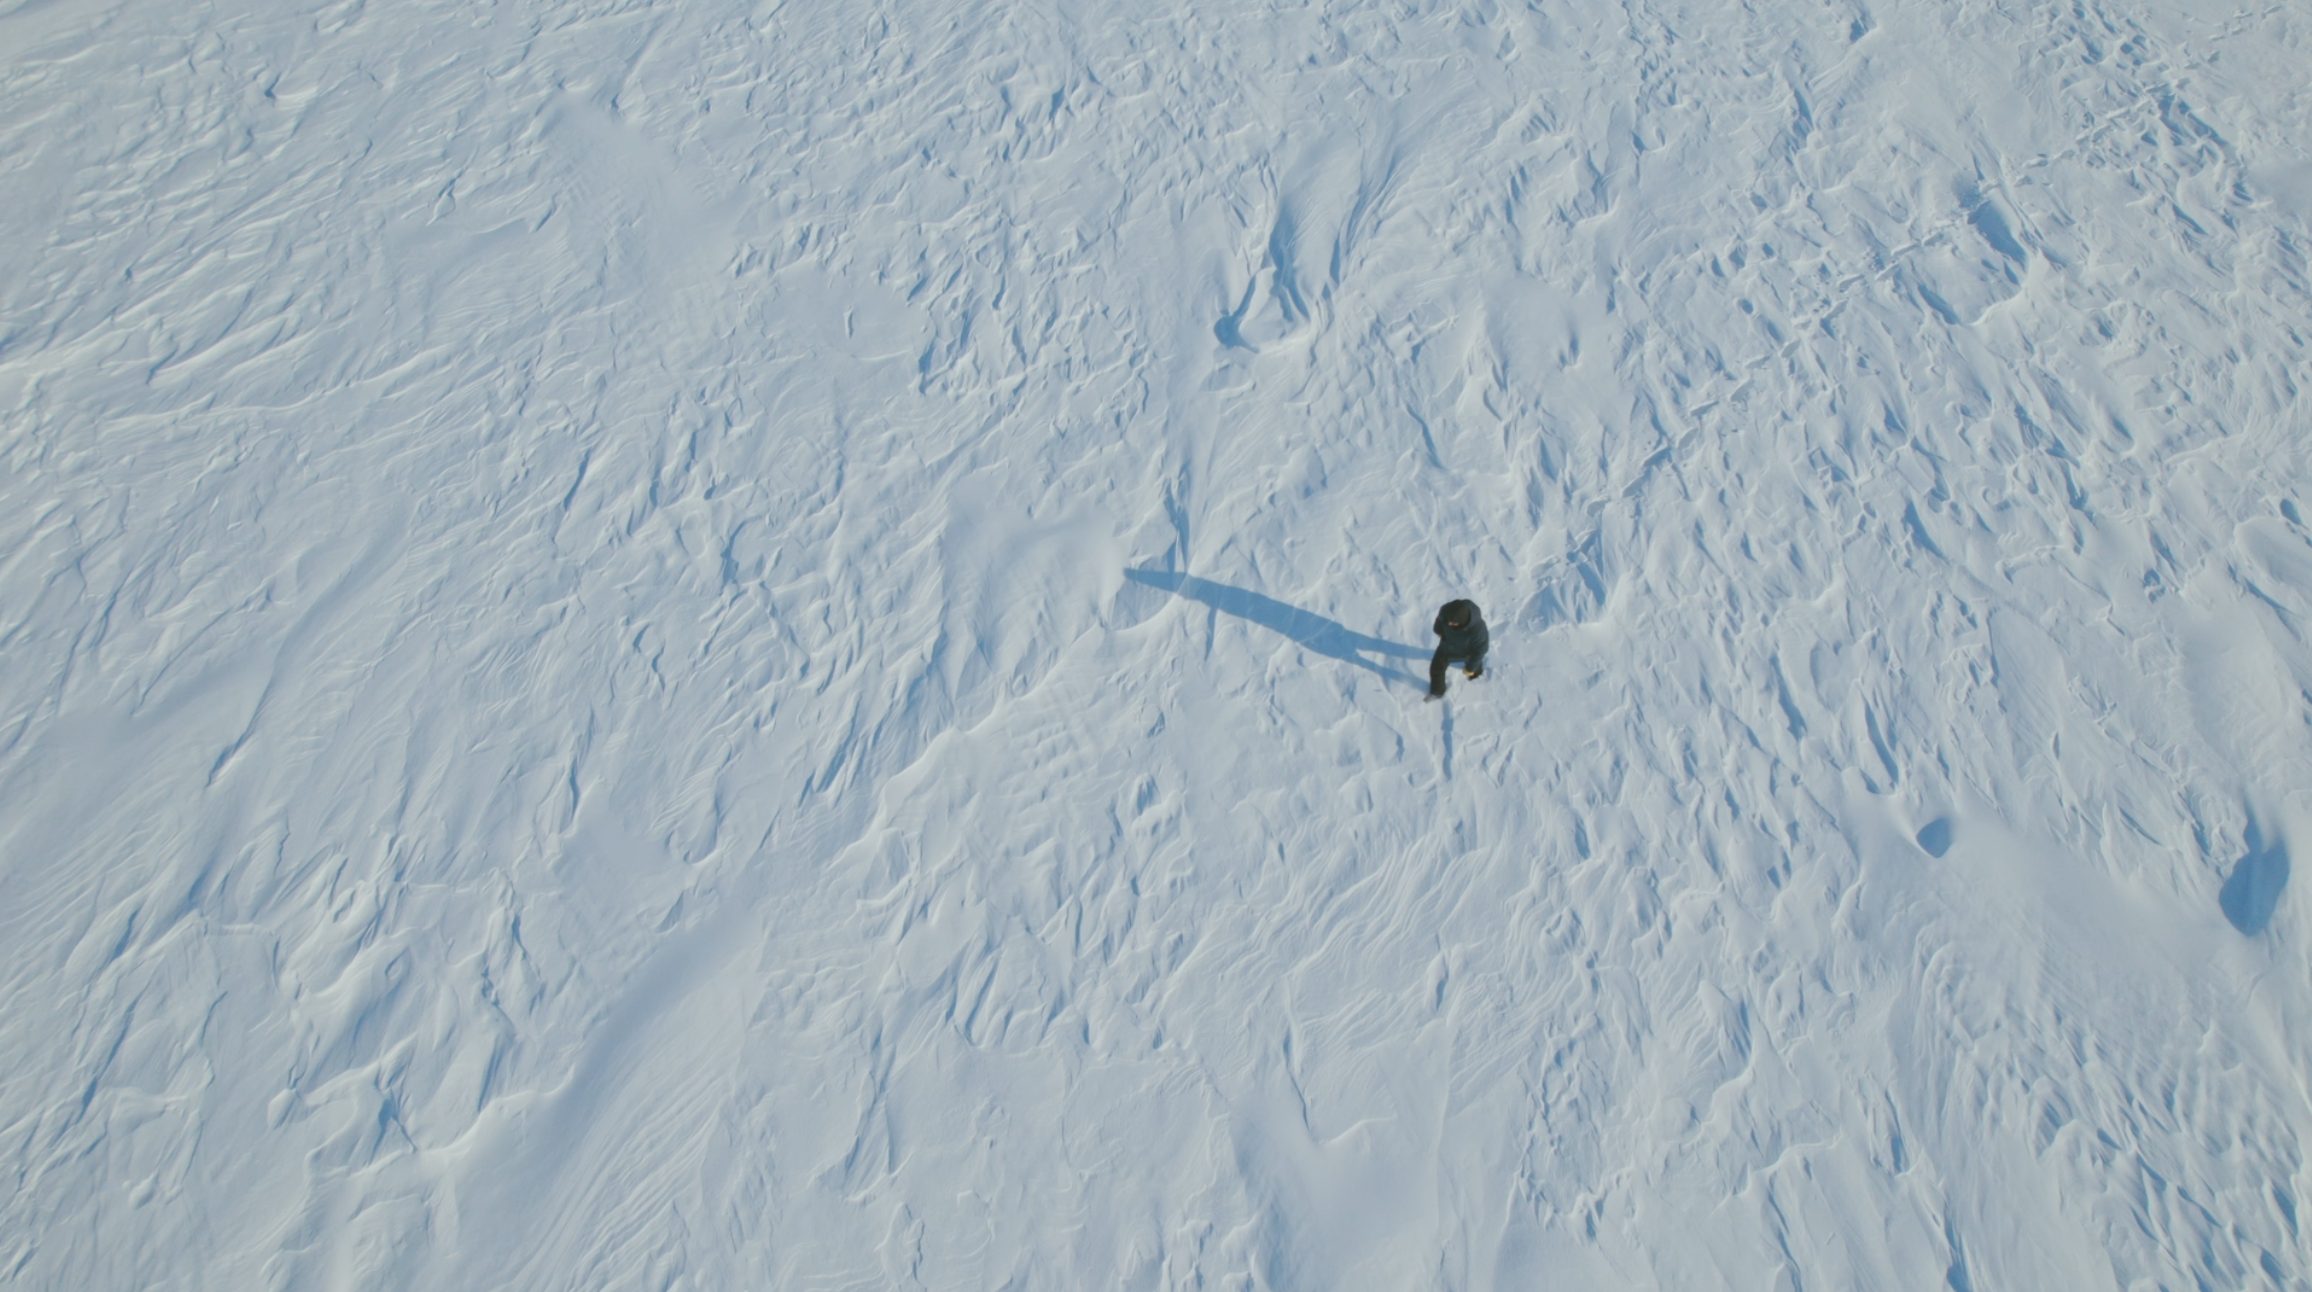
[1125,568,1427,686]
[2221,816,2291,936]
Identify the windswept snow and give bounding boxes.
[4,0,2312,1287]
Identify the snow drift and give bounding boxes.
[4,0,2310,1287]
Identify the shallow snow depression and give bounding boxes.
[4,0,2311,1287]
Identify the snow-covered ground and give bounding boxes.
[5,0,2311,1286]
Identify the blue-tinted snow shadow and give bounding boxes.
[1124,568,1428,687]
[2220,817,2291,936]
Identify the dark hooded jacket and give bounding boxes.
[1433,599,1489,660]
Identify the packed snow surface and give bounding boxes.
[5,0,2312,1287]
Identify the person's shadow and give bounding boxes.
[1124,568,1428,687]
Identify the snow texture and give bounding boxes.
[4,0,2311,1287]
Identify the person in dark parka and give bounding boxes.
[1429,598,1488,697]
